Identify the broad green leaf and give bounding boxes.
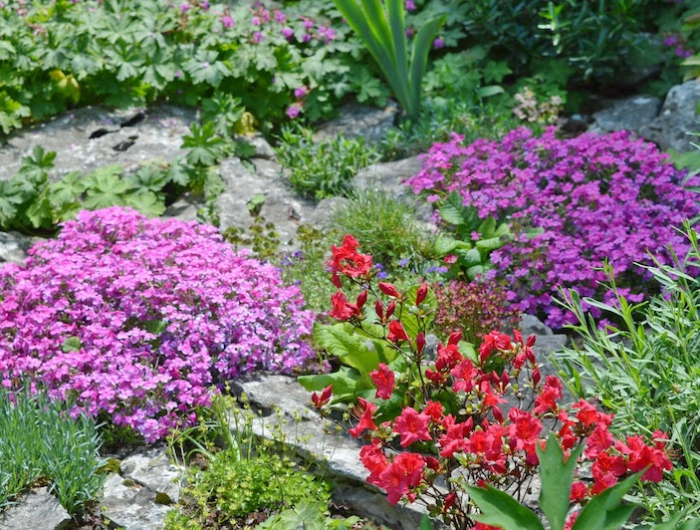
[434,236,462,255]
[313,323,380,376]
[478,217,497,237]
[537,436,585,530]
[458,248,482,266]
[399,284,437,340]
[61,337,82,353]
[124,191,166,216]
[418,514,434,530]
[297,367,360,401]
[478,85,505,98]
[476,236,506,252]
[467,485,545,530]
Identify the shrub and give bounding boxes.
[554,225,700,522]
[0,207,315,441]
[433,279,520,345]
[0,386,104,516]
[405,127,700,328]
[314,235,674,529]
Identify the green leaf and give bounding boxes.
[61,337,83,353]
[433,236,462,256]
[418,514,434,530]
[467,485,545,530]
[478,85,505,98]
[537,436,585,530]
[457,247,482,267]
[476,236,506,252]
[124,191,165,216]
[297,367,360,402]
[313,323,379,377]
[399,284,437,339]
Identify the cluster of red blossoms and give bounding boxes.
[317,235,674,529]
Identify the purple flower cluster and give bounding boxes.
[0,208,315,441]
[405,127,700,327]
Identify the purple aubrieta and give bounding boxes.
[405,127,700,328]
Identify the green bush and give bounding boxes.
[0,386,104,516]
[553,223,700,523]
[276,125,379,201]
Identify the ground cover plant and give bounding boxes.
[311,234,676,529]
[0,207,315,442]
[0,0,375,135]
[554,225,700,524]
[405,127,700,328]
[0,386,104,516]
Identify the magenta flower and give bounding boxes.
[286,103,302,119]
[405,0,416,10]
[274,10,286,24]
[251,16,261,26]
[252,31,264,43]
[294,86,308,99]
[282,26,294,39]
[221,14,234,29]
[433,37,444,49]
[0,208,315,442]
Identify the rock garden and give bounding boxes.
[1,0,700,529]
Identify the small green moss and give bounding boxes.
[121,478,136,487]
[99,458,121,475]
[155,492,173,505]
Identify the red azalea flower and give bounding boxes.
[393,407,432,447]
[438,416,473,458]
[534,375,563,414]
[329,291,360,320]
[328,234,373,287]
[422,400,444,422]
[349,398,378,438]
[370,363,395,400]
[451,359,478,393]
[387,320,409,343]
[584,424,614,459]
[311,384,332,409]
[570,481,588,502]
[360,441,389,487]
[479,331,512,362]
[377,452,425,505]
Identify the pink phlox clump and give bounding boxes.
[0,207,315,441]
[405,127,700,328]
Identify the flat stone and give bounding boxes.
[590,95,661,135]
[0,105,196,181]
[120,448,182,503]
[163,197,201,223]
[0,232,39,265]
[215,157,315,248]
[0,488,71,530]
[101,473,170,530]
[640,80,700,153]
[243,133,276,160]
[314,103,398,146]
[232,375,439,527]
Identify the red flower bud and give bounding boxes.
[375,299,384,320]
[448,330,462,346]
[356,290,368,310]
[416,332,426,355]
[416,283,428,306]
[532,368,541,386]
[311,384,333,409]
[378,282,400,298]
[386,300,396,319]
[444,491,457,511]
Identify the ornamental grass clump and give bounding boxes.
[405,127,700,328]
[0,207,315,442]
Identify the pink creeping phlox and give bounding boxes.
[405,127,700,328]
[0,207,315,441]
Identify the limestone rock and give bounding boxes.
[590,95,661,135]
[120,448,183,503]
[101,472,171,530]
[163,197,201,223]
[0,232,39,265]
[0,488,71,530]
[314,103,398,146]
[232,375,441,528]
[243,133,276,159]
[0,106,196,181]
[215,157,315,248]
[640,80,700,153]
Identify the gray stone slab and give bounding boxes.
[0,488,71,530]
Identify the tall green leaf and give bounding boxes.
[537,436,585,530]
[467,484,545,530]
